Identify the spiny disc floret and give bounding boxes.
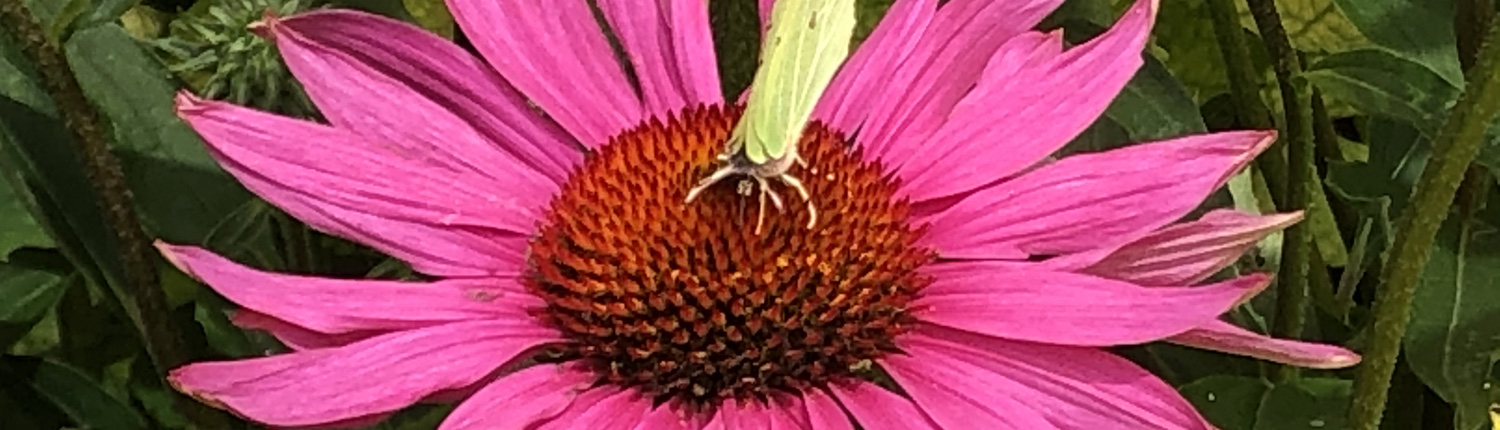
[526,106,933,405]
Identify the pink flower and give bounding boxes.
[160,0,1361,428]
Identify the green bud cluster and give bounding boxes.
[152,0,318,117]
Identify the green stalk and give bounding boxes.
[1346,18,1500,430]
[0,2,227,428]
[1244,0,1315,382]
[1206,0,1289,209]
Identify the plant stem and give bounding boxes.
[1458,0,1496,71]
[0,2,227,428]
[1244,0,1315,380]
[1347,18,1500,430]
[1207,0,1289,209]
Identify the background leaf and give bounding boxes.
[1252,378,1352,430]
[1330,0,1461,86]
[0,355,149,430]
[0,250,71,323]
[1304,49,1459,135]
[402,0,454,39]
[1103,56,1209,141]
[65,24,253,244]
[0,179,54,260]
[1403,187,1500,430]
[1181,375,1271,430]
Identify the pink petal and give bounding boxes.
[438,364,594,430]
[1169,320,1361,369]
[883,326,1212,429]
[230,310,376,350]
[920,130,1276,260]
[632,401,698,430]
[159,243,541,335]
[175,94,531,277]
[855,0,1067,162]
[896,0,1159,202]
[704,398,779,430]
[597,0,722,117]
[535,387,652,430]
[801,389,854,430]
[170,320,559,427]
[824,382,941,430]
[279,413,393,430]
[1076,210,1304,285]
[812,0,937,134]
[263,10,580,185]
[448,0,642,146]
[912,263,1270,346]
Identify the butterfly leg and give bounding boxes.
[776,173,817,229]
[754,176,786,235]
[685,165,740,204]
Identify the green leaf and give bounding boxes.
[402,0,455,39]
[0,355,148,430]
[1180,375,1271,430]
[1103,55,1208,142]
[202,199,287,272]
[0,177,54,260]
[0,250,71,323]
[1252,378,1352,430]
[46,0,92,47]
[192,294,264,358]
[711,0,761,99]
[64,24,253,244]
[854,0,896,45]
[1148,0,1228,102]
[1248,0,1372,55]
[77,0,140,31]
[1326,118,1428,213]
[0,33,52,113]
[329,0,416,21]
[0,373,69,430]
[1305,170,1348,267]
[1331,0,1462,86]
[1404,191,1500,430]
[1304,49,1460,135]
[0,94,128,299]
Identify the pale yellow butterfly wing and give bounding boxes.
[733,0,857,164]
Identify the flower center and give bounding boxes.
[526,105,934,406]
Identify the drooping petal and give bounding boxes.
[438,364,594,430]
[802,389,854,430]
[534,387,653,430]
[912,263,1270,346]
[855,0,1067,162]
[159,243,540,335]
[176,94,531,277]
[596,0,722,117]
[230,311,376,350]
[825,382,941,430]
[1075,210,1303,285]
[896,0,1159,201]
[262,10,580,185]
[920,130,1276,260]
[448,0,642,146]
[812,0,937,134]
[883,326,1211,429]
[171,320,559,427]
[1169,320,1362,369]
